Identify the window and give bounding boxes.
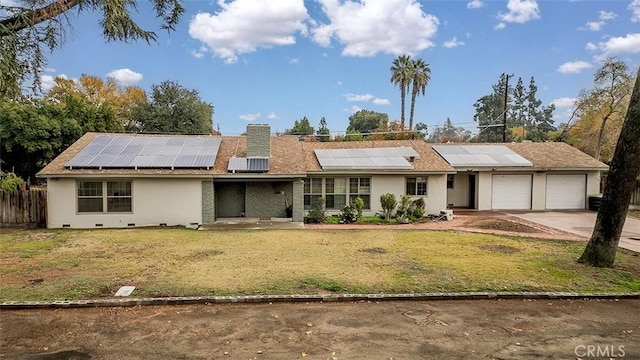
[349,177,371,209]
[447,174,455,189]
[406,177,428,196]
[303,177,371,211]
[304,178,323,210]
[77,181,132,213]
[325,178,347,210]
[107,181,132,212]
[78,181,103,213]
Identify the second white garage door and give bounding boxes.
[546,174,586,209]
[492,174,532,210]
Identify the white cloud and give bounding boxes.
[599,10,616,20]
[106,68,143,86]
[467,0,484,9]
[345,105,363,113]
[556,61,592,74]
[498,0,540,24]
[40,74,72,93]
[239,113,261,122]
[373,98,390,106]
[495,22,506,30]
[289,58,299,64]
[337,81,343,86]
[598,33,640,54]
[344,93,375,102]
[343,93,389,105]
[586,21,603,31]
[585,42,598,51]
[630,0,640,22]
[188,0,309,64]
[267,112,279,120]
[552,97,577,108]
[312,0,439,57]
[191,49,205,59]
[443,37,465,48]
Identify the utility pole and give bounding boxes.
[502,73,513,143]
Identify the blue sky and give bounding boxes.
[33,0,640,135]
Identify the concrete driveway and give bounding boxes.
[508,211,640,253]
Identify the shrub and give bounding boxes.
[305,197,326,223]
[379,193,397,220]
[338,203,358,224]
[0,172,24,191]
[396,195,412,220]
[410,197,426,219]
[354,197,364,220]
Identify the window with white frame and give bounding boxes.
[406,177,428,196]
[325,178,347,210]
[77,181,132,213]
[304,177,371,210]
[349,177,371,210]
[304,178,323,210]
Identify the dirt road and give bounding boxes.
[1,299,639,359]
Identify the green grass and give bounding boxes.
[1,228,639,301]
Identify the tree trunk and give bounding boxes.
[400,83,406,132]
[409,88,417,132]
[594,112,612,161]
[578,68,640,267]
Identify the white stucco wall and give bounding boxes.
[477,172,493,210]
[47,178,203,228]
[368,174,447,216]
[531,172,547,210]
[587,172,601,196]
[446,174,469,207]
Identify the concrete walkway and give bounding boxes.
[508,211,640,253]
[201,217,305,230]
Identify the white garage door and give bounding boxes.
[492,174,532,210]
[546,175,586,209]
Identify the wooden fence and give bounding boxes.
[0,190,47,227]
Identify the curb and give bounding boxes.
[2,292,639,310]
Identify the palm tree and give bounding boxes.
[408,59,431,132]
[390,55,413,131]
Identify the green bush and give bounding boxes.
[354,197,364,220]
[0,171,24,191]
[410,197,426,219]
[339,203,358,224]
[379,193,397,220]
[305,198,326,223]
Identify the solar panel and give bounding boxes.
[65,135,221,169]
[314,147,419,170]
[432,145,532,167]
[227,157,270,173]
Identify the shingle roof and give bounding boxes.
[431,142,608,170]
[301,139,454,173]
[504,142,608,170]
[37,132,307,177]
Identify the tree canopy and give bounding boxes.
[390,55,431,131]
[285,116,315,136]
[131,80,214,134]
[0,0,184,98]
[561,57,634,162]
[473,74,555,142]
[427,118,471,143]
[347,110,389,134]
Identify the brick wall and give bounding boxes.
[246,124,271,158]
[201,181,215,224]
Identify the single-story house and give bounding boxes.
[37,124,607,228]
[432,143,608,210]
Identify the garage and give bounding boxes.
[546,174,586,209]
[492,174,532,210]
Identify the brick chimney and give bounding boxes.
[246,124,270,158]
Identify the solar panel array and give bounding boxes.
[314,147,420,170]
[432,145,532,167]
[65,135,222,169]
[227,157,270,173]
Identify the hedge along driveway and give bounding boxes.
[1,228,639,302]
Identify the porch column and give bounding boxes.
[292,179,304,222]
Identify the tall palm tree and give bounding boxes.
[408,59,431,132]
[390,55,413,131]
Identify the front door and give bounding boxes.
[468,174,476,209]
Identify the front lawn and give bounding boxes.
[1,228,639,301]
